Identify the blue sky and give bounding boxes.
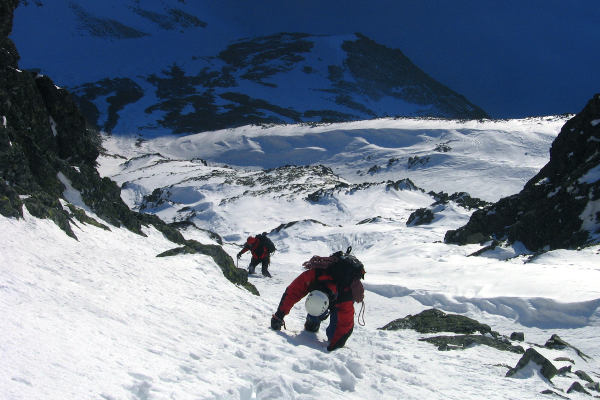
[205,0,600,118]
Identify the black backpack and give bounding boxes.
[302,247,365,304]
[328,247,365,287]
[258,233,276,254]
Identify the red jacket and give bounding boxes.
[277,268,356,351]
[240,236,270,260]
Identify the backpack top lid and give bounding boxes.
[330,247,365,283]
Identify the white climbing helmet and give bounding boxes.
[305,290,329,316]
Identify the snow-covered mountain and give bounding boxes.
[11,0,487,136]
[3,1,600,399]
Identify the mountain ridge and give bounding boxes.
[12,0,487,136]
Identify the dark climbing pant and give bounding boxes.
[249,257,271,277]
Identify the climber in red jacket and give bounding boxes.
[237,233,276,277]
[270,249,365,352]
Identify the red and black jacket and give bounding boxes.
[240,236,269,260]
[276,268,356,351]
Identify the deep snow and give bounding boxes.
[1,117,599,399]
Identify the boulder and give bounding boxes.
[406,208,434,226]
[380,308,494,335]
[506,348,558,381]
[567,381,590,395]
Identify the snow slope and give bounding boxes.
[2,116,600,399]
[103,116,568,202]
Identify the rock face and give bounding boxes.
[445,95,600,251]
[0,0,140,236]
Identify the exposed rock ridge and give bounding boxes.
[445,94,600,251]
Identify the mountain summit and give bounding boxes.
[11,1,487,135]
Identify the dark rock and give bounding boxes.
[420,334,524,354]
[540,389,570,399]
[567,381,591,395]
[506,348,558,381]
[434,143,452,152]
[367,164,381,174]
[0,1,19,68]
[510,332,525,342]
[357,216,384,225]
[406,208,434,226]
[445,94,600,251]
[586,382,600,392]
[65,204,110,231]
[407,155,430,169]
[380,308,493,335]
[554,357,575,364]
[466,240,500,256]
[306,178,421,203]
[576,370,595,383]
[340,33,488,120]
[0,0,19,38]
[272,219,329,233]
[545,334,591,361]
[169,220,223,245]
[72,77,144,133]
[430,191,491,210]
[385,178,422,192]
[557,365,572,376]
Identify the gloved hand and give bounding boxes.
[236,251,242,259]
[271,310,285,330]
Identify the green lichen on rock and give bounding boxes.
[420,334,524,354]
[65,203,110,231]
[22,193,76,238]
[380,308,493,335]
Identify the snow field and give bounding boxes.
[2,115,600,399]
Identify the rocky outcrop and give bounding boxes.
[506,348,558,380]
[445,94,600,251]
[380,308,494,335]
[0,0,140,236]
[406,208,434,226]
[384,309,599,398]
